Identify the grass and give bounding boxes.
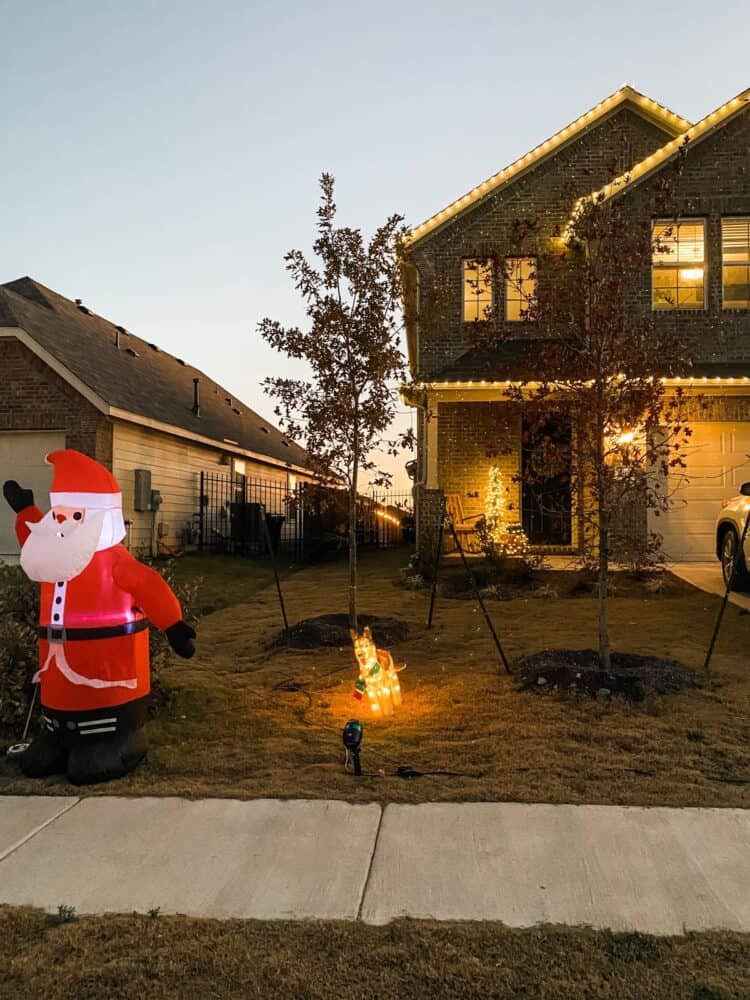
[167,551,299,616]
[1,547,749,806]
[1,906,748,999]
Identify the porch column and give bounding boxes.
[425,400,439,489]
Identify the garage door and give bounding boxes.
[0,432,65,558]
[651,423,750,562]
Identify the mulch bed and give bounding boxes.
[515,649,694,701]
[276,613,409,649]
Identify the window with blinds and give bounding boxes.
[722,218,750,309]
[652,220,705,310]
[462,259,493,322]
[504,257,537,321]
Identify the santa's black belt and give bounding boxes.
[38,620,150,642]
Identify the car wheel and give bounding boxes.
[720,528,750,589]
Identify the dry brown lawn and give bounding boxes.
[2,906,749,1000]
[1,548,749,806]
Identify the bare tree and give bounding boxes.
[259,173,412,628]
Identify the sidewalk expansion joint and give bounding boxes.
[356,804,384,921]
[0,798,80,865]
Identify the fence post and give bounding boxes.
[198,471,205,553]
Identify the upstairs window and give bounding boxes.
[652,220,705,310]
[462,259,493,322]
[504,257,537,321]
[722,218,750,309]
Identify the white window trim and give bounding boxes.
[504,256,538,323]
[461,258,494,324]
[652,218,707,312]
[721,216,750,311]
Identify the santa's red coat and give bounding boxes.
[16,506,182,713]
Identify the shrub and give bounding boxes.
[146,560,201,714]
[0,565,39,736]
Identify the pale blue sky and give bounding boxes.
[1,0,746,488]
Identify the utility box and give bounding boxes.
[134,469,152,511]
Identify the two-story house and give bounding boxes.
[402,85,750,564]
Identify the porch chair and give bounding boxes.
[444,493,484,554]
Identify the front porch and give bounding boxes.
[409,387,580,560]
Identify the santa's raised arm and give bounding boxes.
[3,449,196,785]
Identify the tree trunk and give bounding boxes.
[597,514,611,673]
[348,465,358,631]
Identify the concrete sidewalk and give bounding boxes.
[1,796,749,934]
[670,562,750,612]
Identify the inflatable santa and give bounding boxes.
[2,449,196,785]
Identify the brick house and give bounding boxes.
[0,277,313,558]
[401,86,750,563]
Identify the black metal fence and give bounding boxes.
[198,472,413,560]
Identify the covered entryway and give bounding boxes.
[652,422,750,562]
[0,431,64,558]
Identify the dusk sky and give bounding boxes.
[2,0,746,489]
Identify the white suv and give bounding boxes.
[716,482,750,588]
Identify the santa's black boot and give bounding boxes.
[67,726,148,786]
[19,729,69,778]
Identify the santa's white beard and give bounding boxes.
[20,508,123,583]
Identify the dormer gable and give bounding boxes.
[405,86,689,249]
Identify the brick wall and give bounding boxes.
[438,402,521,521]
[414,486,443,566]
[627,110,750,363]
[409,106,675,378]
[0,338,113,462]
[679,394,750,421]
[409,106,750,377]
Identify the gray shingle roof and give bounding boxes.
[0,277,309,471]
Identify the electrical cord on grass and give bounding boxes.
[273,675,488,786]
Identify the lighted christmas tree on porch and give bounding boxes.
[483,465,529,558]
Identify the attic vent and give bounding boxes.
[75,299,91,314]
[148,342,159,351]
[232,407,241,415]
[281,440,289,447]
[260,426,269,434]
[126,347,140,358]
[176,358,186,366]
[225,397,232,405]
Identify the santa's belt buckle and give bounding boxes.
[47,627,67,642]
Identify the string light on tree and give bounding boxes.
[484,465,530,557]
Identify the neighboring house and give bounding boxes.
[0,277,312,558]
[402,85,750,563]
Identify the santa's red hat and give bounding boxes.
[46,450,123,510]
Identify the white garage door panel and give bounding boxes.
[653,423,750,562]
[0,432,65,557]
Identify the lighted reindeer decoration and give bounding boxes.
[350,626,404,717]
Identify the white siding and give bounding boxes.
[112,421,290,554]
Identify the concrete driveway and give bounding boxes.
[670,562,750,612]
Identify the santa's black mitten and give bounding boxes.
[165,620,196,659]
[3,480,35,514]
